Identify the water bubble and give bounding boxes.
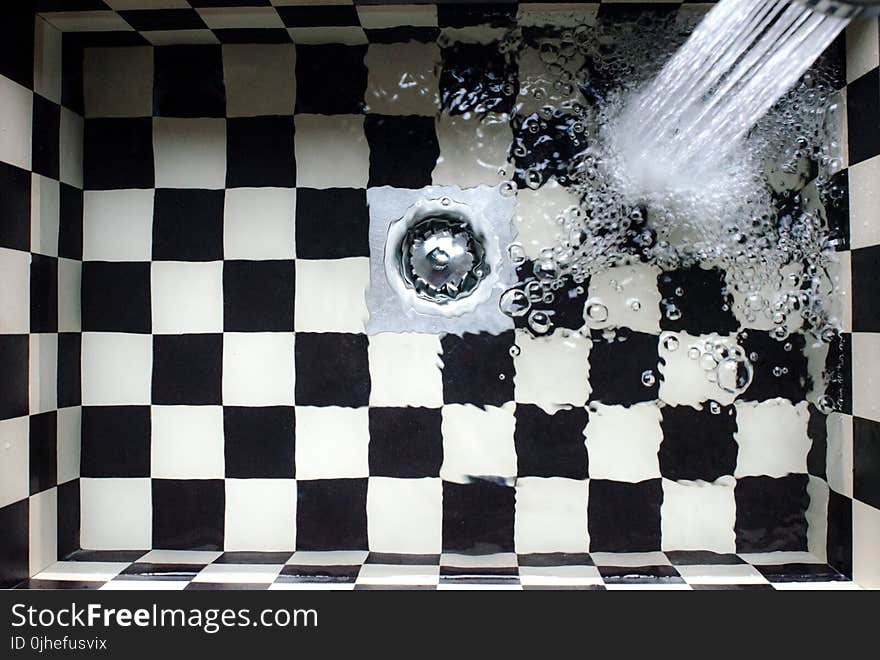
[708,401,722,415]
[528,310,553,334]
[498,373,506,380]
[509,345,521,357]
[661,333,680,352]
[641,370,656,387]
[688,347,701,360]
[507,243,526,266]
[499,288,531,317]
[500,181,517,197]
[629,298,642,311]
[665,305,682,321]
[585,301,609,324]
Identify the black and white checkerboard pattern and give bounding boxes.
[18,549,858,590]
[0,9,83,590]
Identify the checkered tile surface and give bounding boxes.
[19,549,857,590]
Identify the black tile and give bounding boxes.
[81,262,151,333]
[658,267,738,335]
[223,406,295,479]
[296,479,368,551]
[188,0,271,6]
[439,41,517,115]
[57,333,81,409]
[854,416,880,510]
[738,330,810,402]
[152,188,224,262]
[152,334,223,406]
[364,115,439,188]
[440,331,515,407]
[213,29,291,45]
[30,254,58,333]
[65,549,147,563]
[17,579,103,590]
[294,188,369,259]
[223,260,295,332]
[120,9,208,33]
[32,95,60,181]
[588,479,662,553]
[61,33,85,115]
[368,407,443,478]
[691,583,775,591]
[597,2,680,21]
[152,478,225,550]
[0,7,33,88]
[511,112,585,189]
[226,116,295,188]
[185,582,270,590]
[522,584,606,591]
[734,474,809,553]
[118,563,204,580]
[0,334,29,421]
[57,478,80,559]
[588,329,659,405]
[437,3,517,28]
[0,500,29,589]
[29,412,57,496]
[822,169,849,251]
[365,553,441,565]
[215,552,293,565]
[852,245,880,333]
[847,69,880,166]
[659,404,738,481]
[0,161,31,252]
[153,45,225,117]
[59,183,83,261]
[277,5,359,26]
[294,333,370,408]
[823,332,851,415]
[354,584,436,590]
[81,406,151,478]
[598,565,684,585]
[517,553,593,567]
[515,404,589,479]
[826,488,853,579]
[754,563,847,583]
[441,480,515,553]
[806,403,827,480]
[364,27,440,44]
[664,551,745,566]
[84,118,155,190]
[279,564,360,582]
[295,45,367,114]
[439,566,518,584]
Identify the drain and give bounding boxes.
[384,196,499,317]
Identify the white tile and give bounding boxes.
[83,189,153,262]
[733,399,811,478]
[658,332,744,407]
[294,258,369,333]
[514,477,589,553]
[846,18,880,84]
[437,583,523,590]
[143,30,220,47]
[589,551,671,567]
[222,333,295,406]
[104,1,190,9]
[440,403,517,483]
[151,261,223,333]
[660,477,736,554]
[585,264,662,334]
[60,108,83,189]
[826,412,853,498]
[357,5,438,29]
[58,258,81,333]
[827,250,851,333]
[513,328,590,410]
[151,406,225,479]
[287,551,368,566]
[287,26,367,46]
[42,11,134,32]
[35,561,129,582]
[84,46,153,118]
[153,118,226,190]
[518,565,603,587]
[269,581,354,591]
[137,550,221,564]
[31,174,60,256]
[676,563,768,585]
[367,477,442,554]
[30,333,58,414]
[0,247,30,334]
[101,580,188,590]
[367,333,443,407]
[729,263,805,332]
[517,3,599,27]
[772,581,861,590]
[223,188,296,260]
[853,499,880,589]
[433,112,512,188]
[440,553,517,568]
[853,332,880,423]
[512,180,571,259]
[584,402,662,482]
[806,475,829,561]
[0,75,32,170]
[0,416,29,509]
[57,406,81,485]
[34,18,62,104]
[365,42,439,116]
[848,155,880,250]
[82,333,153,406]
[603,583,692,591]
[193,564,284,584]
[295,406,369,479]
[224,479,297,552]
[80,478,152,550]
[199,7,284,29]
[29,488,58,575]
[223,44,295,118]
[293,115,369,189]
[739,551,823,565]
[357,564,440,586]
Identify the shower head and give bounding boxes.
[795,0,880,18]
